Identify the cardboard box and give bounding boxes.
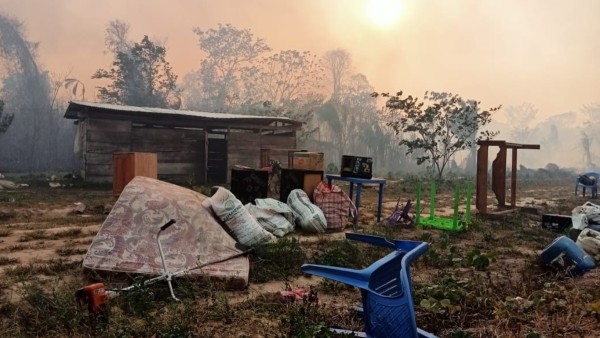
[293,152,324,170]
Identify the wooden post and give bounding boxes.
[511,148,518,207]
[476,144,489,214]
[203,129,208,184]
[491,146,507,207]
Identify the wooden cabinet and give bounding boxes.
[280,168,324,202]
[113,152,158,196]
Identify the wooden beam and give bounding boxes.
[74,112,302,131]
[491,146,507,207]
[476,144,489,214]
[511,148,518,207]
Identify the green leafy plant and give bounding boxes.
[464,249,496,271]
[375,91,500,178]
[251,237,306,283]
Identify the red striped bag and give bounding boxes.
[313,181,356,231]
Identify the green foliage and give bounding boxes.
[250,237,306,283]
[279,307,332,338]
[375,91,500,178]
[464,249,496,271]
[191,23,271,112]
[450,330,474,338]
[0,99,13,132]
[121,277,156,316]
[418,275,470,315]
[277,288,333,338]
[325,162,339,174]
[11,280,85,336]
[93,35,180,108]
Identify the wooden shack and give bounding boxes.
[63,101,302,184]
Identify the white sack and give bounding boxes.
[245,203,294,237]
[287,189,327,233]
[576,228,600,256]
[203,187,275,246]
[254,198,295,224]
[571,202,600,230]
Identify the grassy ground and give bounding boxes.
[0,174,599,337]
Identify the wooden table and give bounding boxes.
[326,174,386,229]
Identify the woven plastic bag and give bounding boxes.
[245,201,294,237]
[572,202,600,230]
[287,189,327,233]
[577,228,600,256]
[202,187,275,246]
[312,181,356,231]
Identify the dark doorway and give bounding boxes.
[207,134,227,183]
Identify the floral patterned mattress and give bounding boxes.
[83,176,249,288]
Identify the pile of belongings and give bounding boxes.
[83,177,251,289]
[84,177,360,290]
[203,187,329,247]
[203,180,359,247]
[538,202,600,277]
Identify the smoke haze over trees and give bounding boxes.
[0,10,598,175]
[0,13,74,172]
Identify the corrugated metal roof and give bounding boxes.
[64,101,302,127]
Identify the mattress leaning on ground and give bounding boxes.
[83,176,249,288]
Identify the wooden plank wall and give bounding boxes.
[84,119,131,182]
[226,132,296,183]
[261,135,297,168]
[83,118,205,184]
[83,118,295,185]
[131,126,205,184]
[227,132,261,183]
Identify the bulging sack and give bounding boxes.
[203,187,275,246]
[245,202,294,237]
[287,189,327,233]
[312,181,356,230]
[572,202,600,230]
[576,228,600,256]
[254,198,294,224]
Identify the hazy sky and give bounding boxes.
[1,0,599,120]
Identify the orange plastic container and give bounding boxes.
[77,283,109,314]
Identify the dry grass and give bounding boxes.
[1,176,599,337]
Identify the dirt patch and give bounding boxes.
[1,177,599,337]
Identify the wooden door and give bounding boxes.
[207,134,227,184]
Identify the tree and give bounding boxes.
[0,14,75,171]
[322,49,352,100]
[505,102,537,143]
[241,50,323,106]
[375,91,500,179]
[0,99,12,132]
[104,20,130,54]
[93,35,180,108]
[579,103,600,168]
[191,24,271,112]
[236,49,324,140]
[335,74,376,156]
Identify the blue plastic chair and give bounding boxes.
[575,172,599,198]
[301,233,436,338]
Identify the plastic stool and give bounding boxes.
[539,236,595,276]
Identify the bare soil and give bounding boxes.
[1,175,600,337]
